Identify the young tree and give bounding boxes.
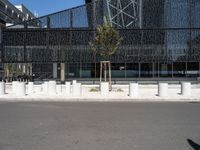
[89,24,122,88]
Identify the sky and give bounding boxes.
[9,0,85,17]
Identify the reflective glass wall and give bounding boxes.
[2,0,200,80]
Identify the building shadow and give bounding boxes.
[187,139,200,150]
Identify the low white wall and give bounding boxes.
[100,82,109,96]
[158,83,168,97]
[0,82,5,95]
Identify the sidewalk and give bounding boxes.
[0,84,200,102]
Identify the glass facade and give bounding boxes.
[1,0,200,80]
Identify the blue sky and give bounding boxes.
[9,0,85,17]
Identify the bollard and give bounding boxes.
[158,83,168,97]
[48,81,56,95]
[28,82,34,95]
[42,81,49,94]
[16,82,26,97]
[12,81,18,94]
[72,80,77,85]
[181,82,191,96]
[56,85,62,95]
[72,83,82,97]
[129,83,139,97]
[100,82,109,96]
[65,82,71,95]
[0,82,5,95]
[61,85,65,94]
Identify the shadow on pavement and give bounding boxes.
[187,139,200,150]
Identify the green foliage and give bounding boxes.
[5,63,14,76]
[89,88,99,92]
[89,24,123,60]
[116,88,124,92]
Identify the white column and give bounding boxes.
[100,82,109,96]
[72,80,77,85]
[61,63,65,82]
[42,81,49,94]
[158,83,168,97]
[53,63,57,79]
[28,82,34,95]
[129,83,139,97]
[72,83,82,97]
[56,85,62,95]
[12,81,18,94]
[16,82,26,97]
[181,82,191,96]
[34,85,42,94]
[65,82,71,95]
[0,82,5,95]
[48,81,56,95]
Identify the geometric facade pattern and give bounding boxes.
[106,0,141,28]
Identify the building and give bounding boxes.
[0,0,35,27]
[0,0,35,79]
[1,0,200,81]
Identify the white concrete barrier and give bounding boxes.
[56,85,62,95]
[72,80,77,85]
[12,81,18,94]
[16,82,26,97]
[158,83,168,97]
[129,83,139,97]
[65,82,71,95]
[28,82,34,95]
[72,83,82,97]
[0,82,5,95]
[42,81,49,94]
[34,85,42,94]
[100,82,109,96]
[181,82,191,96]
[48,81,56,95]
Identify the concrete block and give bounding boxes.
[100,82,109,96]
[12,81,18,94]
[65,82,71,95]
[0,82,5,95]
[181,82,191,96]
[129,83,139,97]
[48,81,56,95]
[28,82,34,95]
[16,82,26,97]
[158,83,168,97]
[56,85,62,94]
[72,83,82,97]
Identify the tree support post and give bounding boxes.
[100,61,112,90]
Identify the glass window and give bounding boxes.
[111,63,125,78]
[72,6,89,28]
[166,30,190,62]
[191,0,200,28]
[140,63,153,77]
[164,0,190,28]
[126,63,139,78]
[67,63,80,78]
[81,63,95,78]
[173,62,186,77]
[159,63,172,77]
[186,62,199,77]
[49,10,70,28]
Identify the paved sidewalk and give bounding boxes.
[0,84,200,102]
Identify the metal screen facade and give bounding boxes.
[1,0,200,80]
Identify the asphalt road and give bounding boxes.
[0,101,199,150]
